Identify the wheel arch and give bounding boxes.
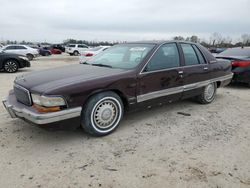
[84,89,129,111]
[4,58,20,68]
[216,81,221,88]
[26,53,34,57]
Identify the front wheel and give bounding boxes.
[197,82,217,104]
[81,91,124,136]
[4,60,19,73]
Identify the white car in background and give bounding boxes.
[65,44,89,56]
[2,45,39,61]
[79,46,110,63]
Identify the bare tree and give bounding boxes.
[210,32,223,46]
[241,34,250,45]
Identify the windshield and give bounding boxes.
[85,44,155,69]
[219,47,250,57]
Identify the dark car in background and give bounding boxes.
[216,47,250,86]
[0,52,30,73]
[209,47,227,54]
[3,41,232,136]
[51,44,65,52]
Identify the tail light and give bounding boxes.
[85,53,93,57]
[231,61,250,67]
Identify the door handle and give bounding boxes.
[178,71,184,78]
[203,67,208,70]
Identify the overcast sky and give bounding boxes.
[0,0,249,43]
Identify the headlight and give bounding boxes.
[18,56,28,61]
[31,94,66,107]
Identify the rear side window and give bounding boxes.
[78,45,88,48]
[192,45,206,64]
[68,44,75,47]
[5,46,16,50]
[181,44,199,66]
[146,43,180,71]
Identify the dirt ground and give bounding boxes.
[0,54,250,188]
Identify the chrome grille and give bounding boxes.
[14,85,32,106]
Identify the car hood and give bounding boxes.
[14,64,127,94]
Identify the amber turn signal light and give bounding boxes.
[32,104,61,113]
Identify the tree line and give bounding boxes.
[1,33,250,48]
[173,33,250,48]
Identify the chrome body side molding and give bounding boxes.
[137,74,233,103]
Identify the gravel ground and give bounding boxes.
[0,54,250,188]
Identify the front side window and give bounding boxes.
[181,43,199,66]
[145,43,180,72]
[16,46,27,50]
[86,44,155,69]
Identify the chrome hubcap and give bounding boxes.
[204,83,215,101]
[4,61,17,72]
[93,99,118,129]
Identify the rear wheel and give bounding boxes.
[197,83,217,104]
[4,60,19,73]
[73,51,79,56]
[26,54,34,61]
[81,91,124,136]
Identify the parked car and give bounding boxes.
[51,44,65,52]
[40,48,51,56]
[65,44,89,56]
[50,48,62,54]
[209,47,227,54]
[31,46,51,56]
[79,46,110,63]
[3,41,232,136]
[216,47,250,86]
[2,45,39,61]
[0,51,30,73]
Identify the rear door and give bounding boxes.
[179,43,210,98]
[137,43,183,105]
[15,45,28,56]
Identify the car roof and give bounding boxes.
[217,47,250,58]
[125,40,198,45]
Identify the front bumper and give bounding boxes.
[2,92,82,125]
[20,59,31,68]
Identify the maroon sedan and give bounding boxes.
[3,41,232,136]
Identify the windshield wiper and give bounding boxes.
[92,63,113,68]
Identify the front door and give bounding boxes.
[137,43,183,106]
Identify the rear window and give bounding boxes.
[78,45,88,48]
[219,47,250,57]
